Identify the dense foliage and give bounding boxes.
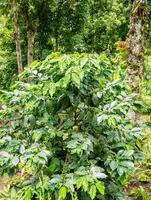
[1,0,151,90]
[0,0,150,199]
[0,53,144,200]
[0,0,128,89]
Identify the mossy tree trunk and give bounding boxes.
[126,0,147,123]
[127,0,147,94]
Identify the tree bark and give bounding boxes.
[24,0,45,66]
[54,36,59,52]
[12,0,23,73]
[126,0,147,123]
[126,0,147,94]
[27,30,36,66]
[24,5,36,66]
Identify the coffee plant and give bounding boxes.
[0,53,143,200]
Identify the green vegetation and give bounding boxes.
[0,0,150,200]
[0,53,143,199]
[0,0,129,89]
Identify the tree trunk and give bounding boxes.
[27,30,36,66]
[54,36,59,52]
[126,0,147,94]
[12,0,23,73]
[126,0,147,123]
[24,0,45,66]
[23,4,36,66]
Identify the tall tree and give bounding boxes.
[126,0,147,123]
[126,0,147,94]
[22,0,46,66]
[12,0,23,73]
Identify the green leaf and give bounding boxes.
[89,185,96,200]
[120,161,134,169]
[110,160,118,171]
[76,176,88,192]
[29,60,38,68]
[82,177,88,192]
[108,116,116,126]
[49,83,56,97]
[20,145,25,154]
[72,72,81,88]
[12,156,19,166]
[59,186,67,200]
[48,158,60,173]
[76,177,83,189]
[67,140,78,149]
[95,181,105,195]
[62,73,71,88]
[28,115,36,127]
[10,187,17,199]
[0,151,10,158]
[91,166,107,179]
[32,130,42,142]
[117,167,125,176]
[24,188,33,200]
[38,150,50,161]
[80,57,88,67]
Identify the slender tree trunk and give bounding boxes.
[27,30,36,66]
[24,0,45,65]
[23,4,36,66]
[126,0,147,123]
[38,0,45,59]
[12,0,23,73]
[54,36,59,52]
